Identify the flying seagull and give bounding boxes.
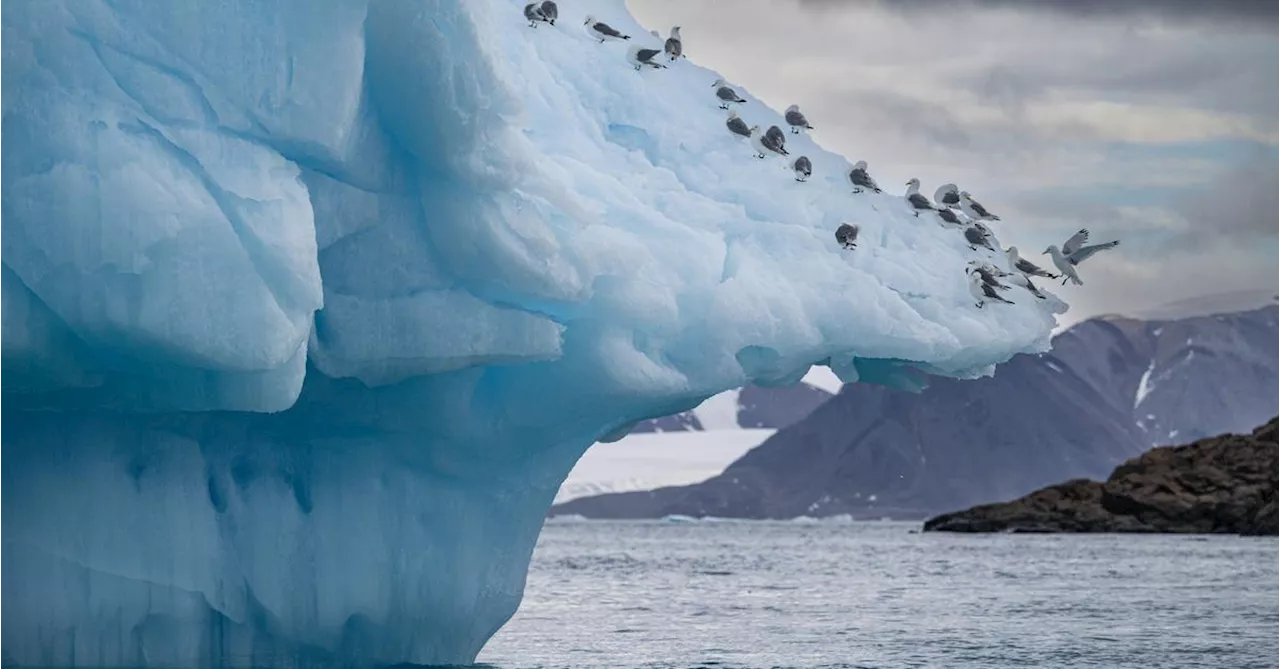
[524,3,549,27]
[711,79,746,109]
[725,110,753,139]
[784,105,814,134]
[959,191,1001,221]
[904,178,934,216]
[849,161,881,193]
[1005,246,1058,279]
[934,183,961,208]
[835,223,860,250]
[792,155,812,182]
[584,16,630,42]
[664,26,683,61]
[539,1,558,25]
[1044,229,1120,286]
[968,268,1014,308]
[627,45,666,71]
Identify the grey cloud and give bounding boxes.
[1169,148,1280,249]
[798,0,1278,25]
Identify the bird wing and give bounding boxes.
[637,48,660,61]
[594,22,623,37]
[1015,258,1046,275]
[717,87,737,100]
[942,192,960,205]
[1061,228,1090,255]
[727,117,749,135]
[908,193,932,209]
[1068,240,1119,265]
[969,199,992,217]
[785,110,809,127]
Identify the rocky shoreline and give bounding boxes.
[924,418,1278,535]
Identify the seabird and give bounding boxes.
[784,105,814,134]
[1044,229,1120,286]
[934,183,961,208]
[959,191,1001,221]
[627,45,666,71]
[752,125,788,158]
[1005,246,1058,279]
[539,1,558,25]
[664,26,683,61]
[835,223,859,250]
[967,261,1012,291]
[848,161,881,194]
[964,225,996,252]
[584,16,630,42]
[792,155,812,182]
[725,110,753,139]
[1005,271,1047,299]
[968,268,1014,308]
[904,178,934,216]
[524,3,549,27]
[712,79,746,109]
[936,207,964,228]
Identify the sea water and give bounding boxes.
[480,520,1278,668]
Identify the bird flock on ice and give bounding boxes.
[523,2,1121,310]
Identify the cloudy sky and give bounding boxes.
[628,0,1278,324]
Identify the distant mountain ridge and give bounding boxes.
[553,305,1278,520]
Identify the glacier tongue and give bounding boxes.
[2,0,1059,665]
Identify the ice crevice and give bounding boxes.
[2,0,1059,665]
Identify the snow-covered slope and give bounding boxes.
[2,0,1060,666]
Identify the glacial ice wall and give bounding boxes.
[1,0,1060,665]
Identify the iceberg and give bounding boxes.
[0,0,1059,665]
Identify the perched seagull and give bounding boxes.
[936,207,965,228]
[524,3,549,27]
[752,125,788,158]
[784,105,814,134]
[848,161,881,193]
[765,126,788,154]
[968,268,1014,308]
[1005,246,1058,279]
[725,110,753,139]
[934,183,961,208]
[904,178,934,216]
[584,16,630,42]
[792,155,812,182]
[964,225,996,252]
[1004,271,1047,299]
[959,191,1001,221]
[539,0,558,25]
[1044,229,1120,286]
[711,79,747,109]
[664,26,683,61]
[627,45,666,71]
[835,223,860,250]
[967,261,1012,291]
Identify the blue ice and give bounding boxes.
[1,0,1059,665]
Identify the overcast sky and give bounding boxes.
[628,0,1278,324]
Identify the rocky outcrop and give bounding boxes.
[924,418,1279,535]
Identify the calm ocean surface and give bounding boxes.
[479,519,1278,669]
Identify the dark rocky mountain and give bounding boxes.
[552,305,1278,520]
[923,418,1278,535]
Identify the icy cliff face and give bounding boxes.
[1,0,1059,665]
